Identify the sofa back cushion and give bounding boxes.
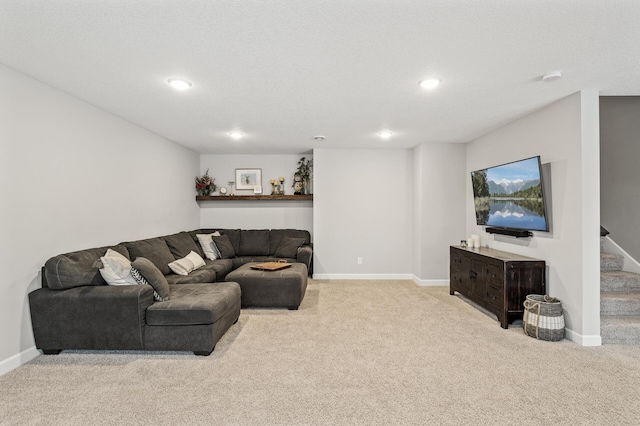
[238,229,270,256]
[217,229,241,254]
[269,229,311,255]
[44,245,130,290]
[123,237,175,276]
[163,232,204,259]
[273,237,307,258]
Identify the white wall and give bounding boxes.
[413,143,466,285]
[0,64,200,375]
[313,149,413,278]
[465,91,601,345]
[199,154,313,233]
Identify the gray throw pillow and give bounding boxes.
[273,237,306,258]
[131,257,170,301]
[164,232,203,259]
[211,235,236,259]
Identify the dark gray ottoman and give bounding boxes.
[226,263,308,309]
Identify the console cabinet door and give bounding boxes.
[450,248,471,294]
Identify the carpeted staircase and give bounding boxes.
[600,237,640,344]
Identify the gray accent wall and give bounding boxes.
[313,148,414,278]
[0,64,200,375]
[600,96,640,263]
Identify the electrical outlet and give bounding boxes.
[357,257,363,264]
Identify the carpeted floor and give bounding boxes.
[1,279,640,425]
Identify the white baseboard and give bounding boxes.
[312,274,413,280]
[564,328,602,347]
[602,236,640,274]
[0,346,40,377]
[411,275,449,287]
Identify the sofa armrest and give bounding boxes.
[29,285,154,352]
[296,244,313,276]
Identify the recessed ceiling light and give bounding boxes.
[313,135,326,141]
[167,78,192,90]
[542,70,562,82]
[228,131,244,140]
[378,130,393,139]
[419,78,441,90]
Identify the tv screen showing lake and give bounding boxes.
[471,156,548,231]
[486,200,547,230]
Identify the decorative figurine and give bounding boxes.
[293,173,303,195]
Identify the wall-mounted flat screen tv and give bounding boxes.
[471,156,549,232]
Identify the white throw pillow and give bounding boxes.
[186,250,206,269]
[168,251,206,276]
[99,249,138,286]
[196,232,221,260]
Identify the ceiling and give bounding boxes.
[1,1,639,155]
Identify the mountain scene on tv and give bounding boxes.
[471,157,547,231]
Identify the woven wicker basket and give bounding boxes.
[522,294,565,341]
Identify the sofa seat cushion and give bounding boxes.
[44,245,130,290]
[165,267,217,284]
[203,259,234,281]
[146,282,241,326]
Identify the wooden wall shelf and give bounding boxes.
[196,195,313,201]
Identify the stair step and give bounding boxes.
[601,252,624,271]
[601,271,640,292]
[601,316,640,344]
[601,293,640,316]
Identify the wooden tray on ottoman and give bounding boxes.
[249,262,292,271]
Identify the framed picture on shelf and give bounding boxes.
[235,168,262,190]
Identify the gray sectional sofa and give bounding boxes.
[29,229,312,356]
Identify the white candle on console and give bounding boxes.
[471,234,480,248]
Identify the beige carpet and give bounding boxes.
[2,280,640,425]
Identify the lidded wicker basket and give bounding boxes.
[523,294,565,341]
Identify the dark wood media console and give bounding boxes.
[449,246,546,328]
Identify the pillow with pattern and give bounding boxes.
[131,257,170,301]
